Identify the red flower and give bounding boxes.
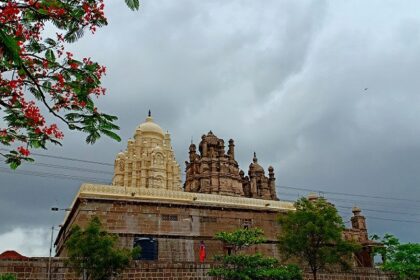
[17,146,30,157]
[69,62,79,69]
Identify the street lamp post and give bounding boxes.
[48,207,70,280]
[48,226,54,280]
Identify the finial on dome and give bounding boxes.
[253,152,258,163]
[148,109,151,117]
[352,206,361,215]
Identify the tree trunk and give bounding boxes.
[313,269,317,280]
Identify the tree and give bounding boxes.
[0,0,139,169]
[214,227,267,254]
[209,227,303,280]
[372,233,420,280]
[277,197,359,280]
[65,216,140,280]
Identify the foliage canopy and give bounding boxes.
[372,233,420,280]
[210,227,302,280]
[65,216,140,280]
[278,197,359,280]
[0,274,16,280]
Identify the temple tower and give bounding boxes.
[184,131,244,196]
[112,112,182,191]
[240,153,278,200]
[185,132,278,200]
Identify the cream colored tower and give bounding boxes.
[112,112,182,191]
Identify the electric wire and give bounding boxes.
[322,196,420,211]
[0,167,110,183]
[278,191,420,216]
[1,152,419,225]
[277,192,420,223]
[278,184,420,203]
[29,161,113,175]
[335,205,420,217]
[1,147,418,203]
[2,164,419,217]
[363,215,420,224]
[0,148,113,166]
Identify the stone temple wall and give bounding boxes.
[0,258,394,280]
[55,195,283,259]
[54,184,374,267]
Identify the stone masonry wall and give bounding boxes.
[55,198,283,260]
[0,258,394,280]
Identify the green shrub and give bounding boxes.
[0,274,17,280]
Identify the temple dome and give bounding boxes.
[249,152,264,173]
[136,116,164,137]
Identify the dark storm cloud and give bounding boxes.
[1,0,420,255]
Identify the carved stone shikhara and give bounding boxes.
[184,131,278,200]
[112,113,182,191]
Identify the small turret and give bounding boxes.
[268,166,278,200]
[228,139,235,160]
[268,166,274,179]
[189,143,197,162]
[351,207,368,241]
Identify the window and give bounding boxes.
[133,237,158,260]
[240,218,252,229]
[161,214,178,221]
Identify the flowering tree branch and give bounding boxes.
[0,0,139,169]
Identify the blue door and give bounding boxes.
[134,237,158,260]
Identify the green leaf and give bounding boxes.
[17,68,26,76]
[22,157,35,163]
[29,86,43,100]
[45,38,57,47]
[0,29,22,63]
[45,49,56,62]
[29,139,42,149]
[38,9,48,15]
[124,0,140,11]
[10,160,20,170]
[101,114,118,122]
[100,129,121,142]
[27,40,43,52]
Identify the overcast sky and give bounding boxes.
[1,0,420,256]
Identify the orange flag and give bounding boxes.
[199,241,206,263]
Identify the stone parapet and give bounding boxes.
[0,258,394,280]
[78,183,294,211]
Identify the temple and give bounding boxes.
[185,131,277,200]
[53,114,376,267]
[112,111,182,191]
